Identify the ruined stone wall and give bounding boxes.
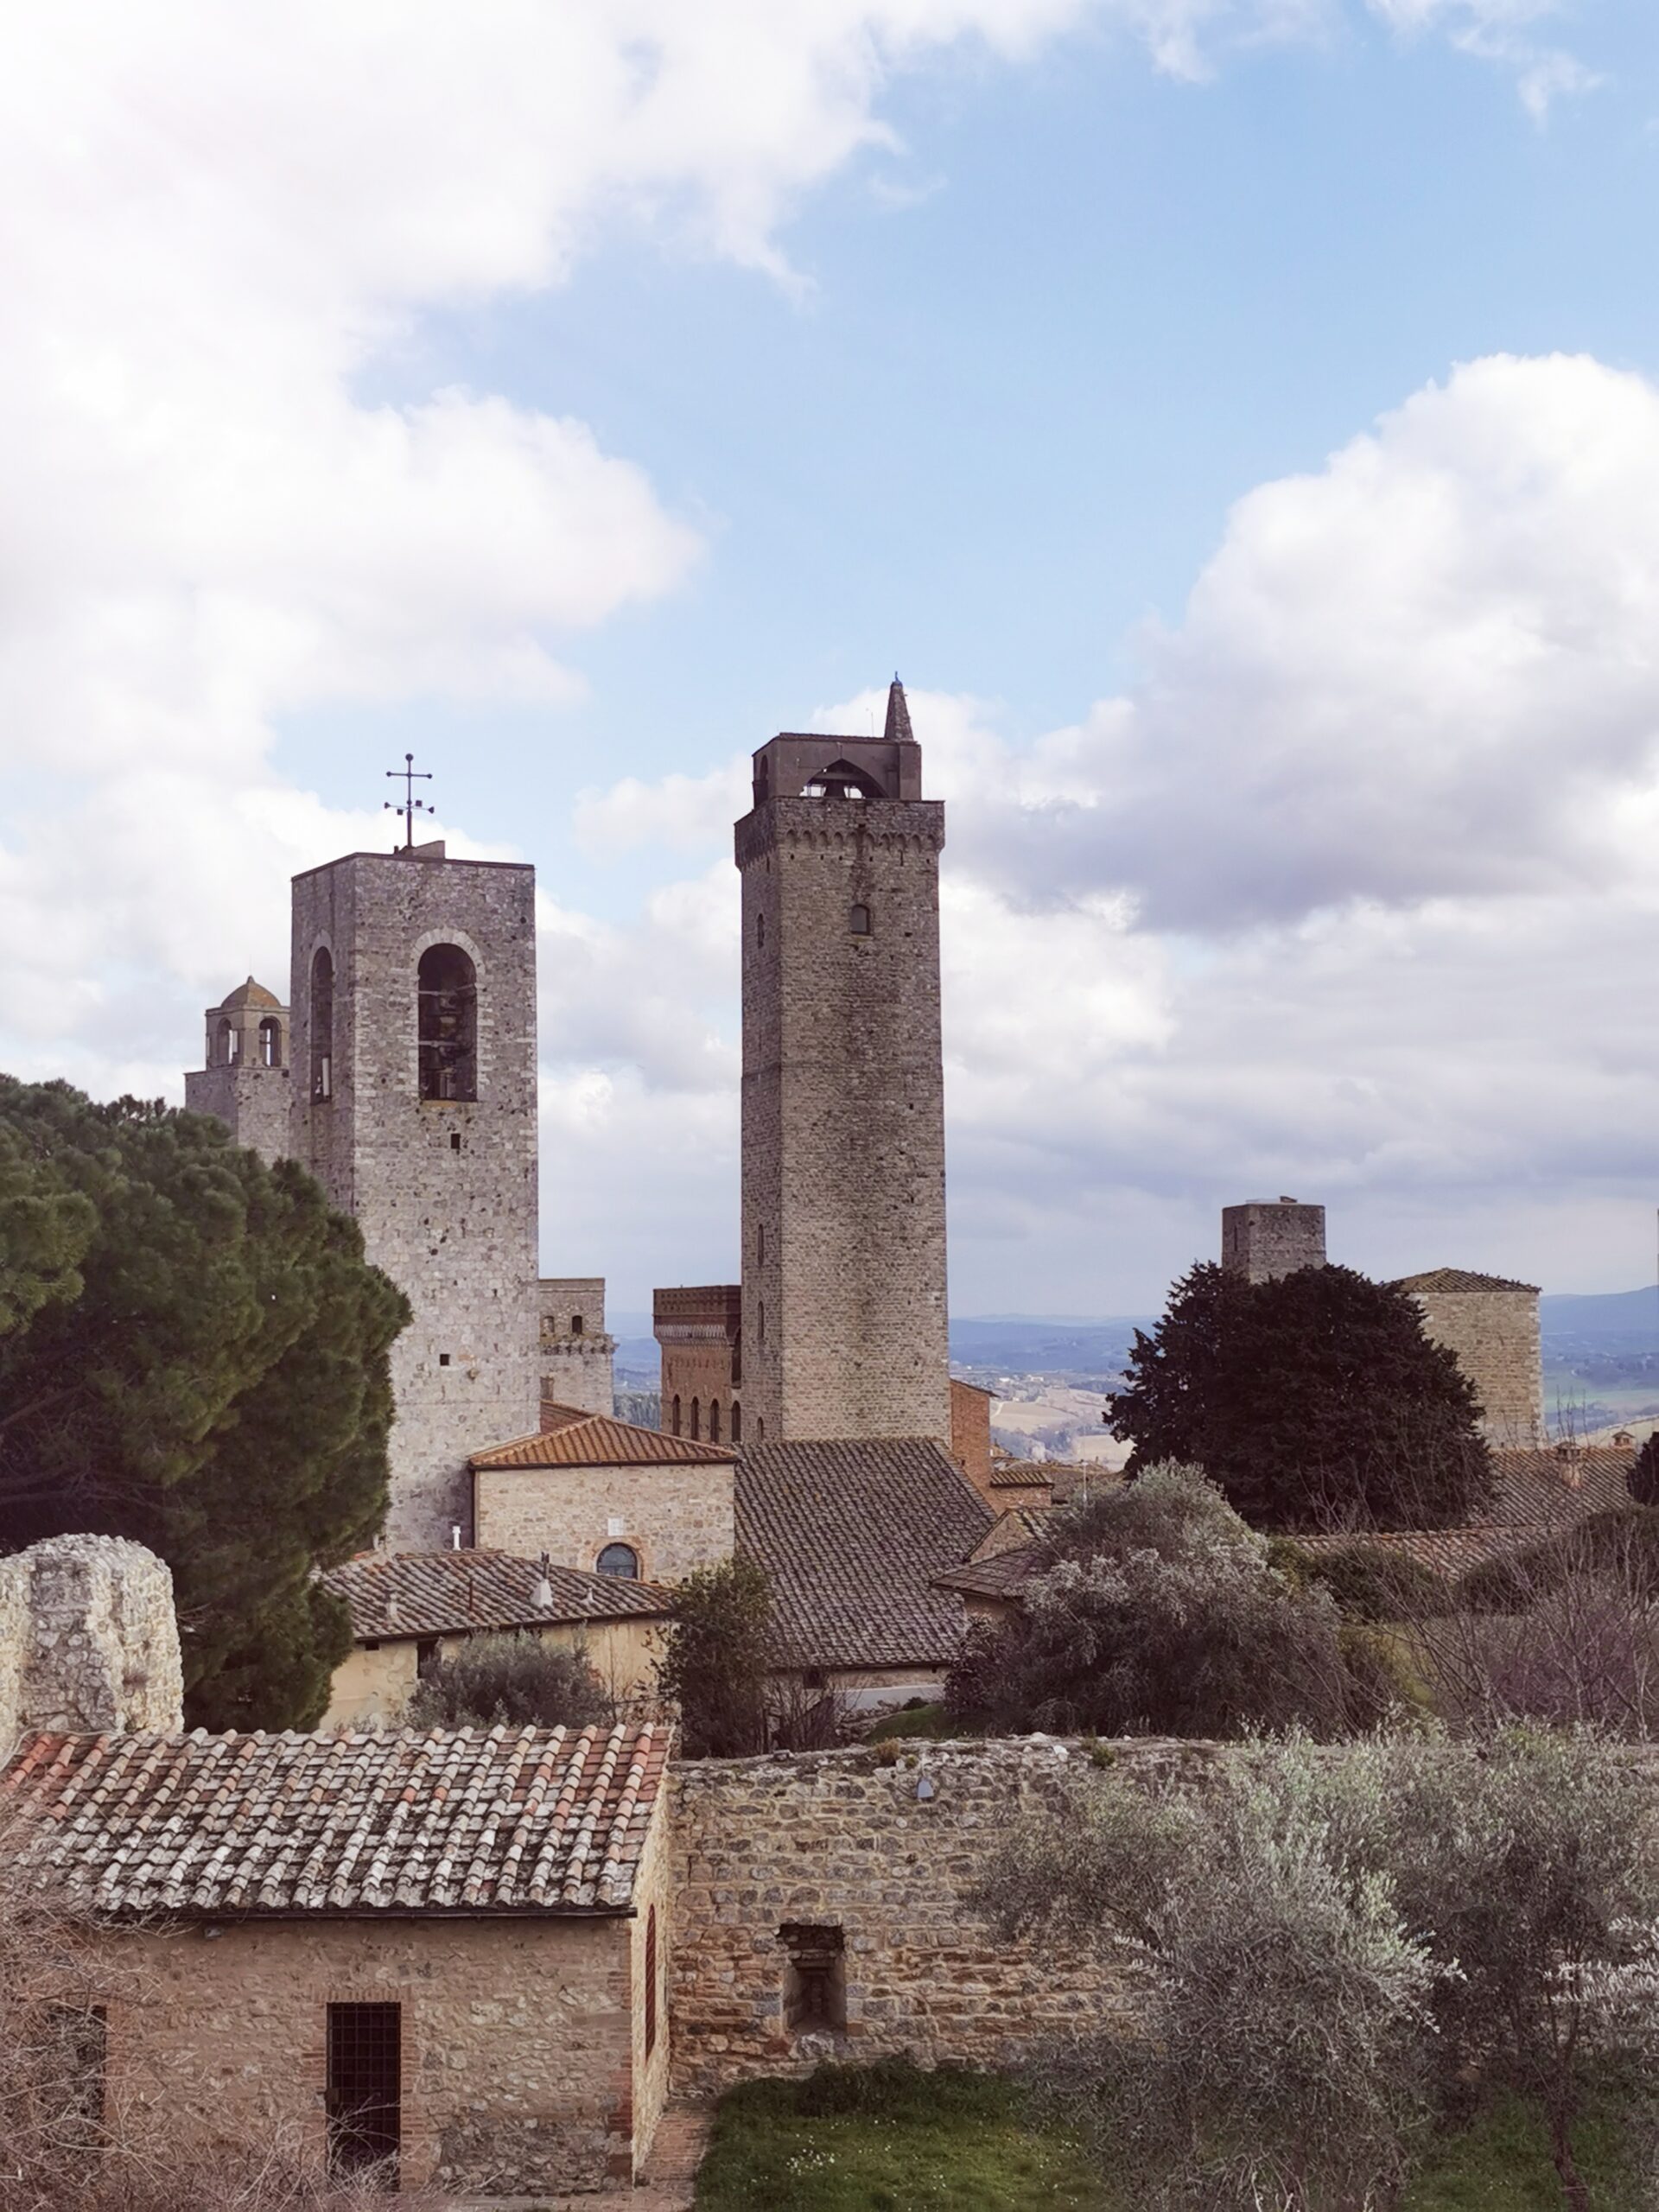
[669,1737,1214,2094]
[1409,1287,1544,1444]
[183,1063,293,1169]
[474,1461,735,1585]
[1220,1200,1326,1283]
[541,1275,616,1418]
[738,774,950,1448]
[0,1536,182,1745]
[289,850,541,1548]
[104,1913,648,2194]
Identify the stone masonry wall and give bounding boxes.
[0,1535,182,1744]
[289,850,542,1549]
[669,1737,1216,2095]
[474,1461,735,1586]
[738,768,950,1447]
[184,1061,293,1169]
[1220,1200,1326,1283]
[104,1913,645,2194]
[1409,1287,1544,1444]
[542,1276,617,1418]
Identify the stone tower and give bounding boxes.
[737,680,950,1446]
[183,978,292,1167]
[289,841,541,1548]
[1221,1198,1326,1284]
[1393,1268,1544,1444]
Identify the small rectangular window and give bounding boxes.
[449,1131,461,1152]
[779,1923,846,2035]
[438,1352,450,1366]
[850,903,872,936]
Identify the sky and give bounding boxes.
[8,0,1659,1315]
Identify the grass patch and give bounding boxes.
[865,1702,957,1742]
[1402,2093,1643,2210]
[694,2059,1105,2210]
[694,2065,1648,2212]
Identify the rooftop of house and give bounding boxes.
[737,1437,993,1671]
[323,1550,673,1644]
[1,1721,668,1919]
[1393,1268,1541,1295]
[472,1404,736,1470]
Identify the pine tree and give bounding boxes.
[0,1078,410,1726]
[1109,1261,1491,1531]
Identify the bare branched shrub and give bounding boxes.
[767,1675,852,1751]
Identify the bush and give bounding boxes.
[655,1557,772,1758]
[1461,1507,1659,1615]
[404,1632,610,1730]
[944,1464,1394,1740]
[1296,1541,1455,1623]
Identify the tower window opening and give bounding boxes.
[571,1314,584,1336]
[597,1542,639,1580]
[709,1400,721,1444]
[671,1395,682,1437]
[802,759,884,801]
[309,948,334,1103]
[758,1300,765,1346]
[731,1336,741,1386]
[215,1019,236,1068]
[850,903,871,936]
[449,1130,461,1152]
[756,912,766,949]
[757,1415,765,1442]
[730,1399,742,1445]
[257,1015,282,1067]
[418,944,478,1103]
[690,1397,701,1440]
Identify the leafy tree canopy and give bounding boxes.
[0,1078,410,1729]
[406,1633,611,1731]
[657,1555,772,1758]
[1108,1261,1491,1532]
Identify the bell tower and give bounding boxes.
[737,680,950,1446]
[288,835,541,1549]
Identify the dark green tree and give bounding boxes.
[0,1078,410,1728]
[1108,1262,1491,1531]
[656,1556,772,1758]
[1630,1432,1659,1507]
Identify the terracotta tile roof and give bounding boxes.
[1,1723,668,1919]
[1293,1525,1546,1578]
[934,1546,1046,1601]
[988,1461,1058,1489]
[472,1405,735,1469]
[322,1551,673,1643]
[737,1438,993,1670]
[1394,1268,1540,1294]
[1489,1446,1633,1522]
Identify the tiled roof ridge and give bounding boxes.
[322,1549,674,1640]
[472,1413,737,1467]
[1393,1267,1541,1294]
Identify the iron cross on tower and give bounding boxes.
[385,753,433,851]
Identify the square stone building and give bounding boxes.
[3,1721,672,2196]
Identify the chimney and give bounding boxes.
[533,1551,554,1611]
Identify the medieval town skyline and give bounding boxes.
[6,3,1659,1314]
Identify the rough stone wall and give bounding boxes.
[474,1461,735,1586]
[0,1536,182,1743]
[1220,1200,1326,1283]
[183,1062,293,1169]
[1409,1287,1544,1444]
[288,850,542,1548]
[670,1737,1215,2094]
[101,1912,649,2194]
[738,749,950,1448]
[541,1275,616,1418]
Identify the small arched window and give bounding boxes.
[690,1397,701,1440]
[757,1222,766,1265]
[850,903,872,937]
[597,1542,639,1580]
[258,1016,282,1068]
[709,1400,721,1444]
[758,1300,766,1346]
[418,944,477,1102]
[309,949,334,1102]
[215,1018,236,1068]
[756,912,766,949]
[730,1400,742,1445]
[671,1395,682,1437]
[571,1314,584,1337]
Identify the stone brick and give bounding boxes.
[474,1462,735,1586]
[0,1535,181,1739]
[1220,1199,1326,1283]
[1406,1284,1544,1444]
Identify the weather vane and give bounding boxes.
[385,753,434,851]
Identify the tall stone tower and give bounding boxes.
[289,841,541,1548]
[737,680,950,1446]
[1221,1198,1326,1284]
[183,979,292,1168]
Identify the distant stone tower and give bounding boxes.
[289,840,541,1548]
[653,1284,742,1444]
[1393,1268,1544,1445]
[539,1277,616,1420]
[184,979,292,1167]
[1221,1198,1326,1284]
[737,680,950,1447]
